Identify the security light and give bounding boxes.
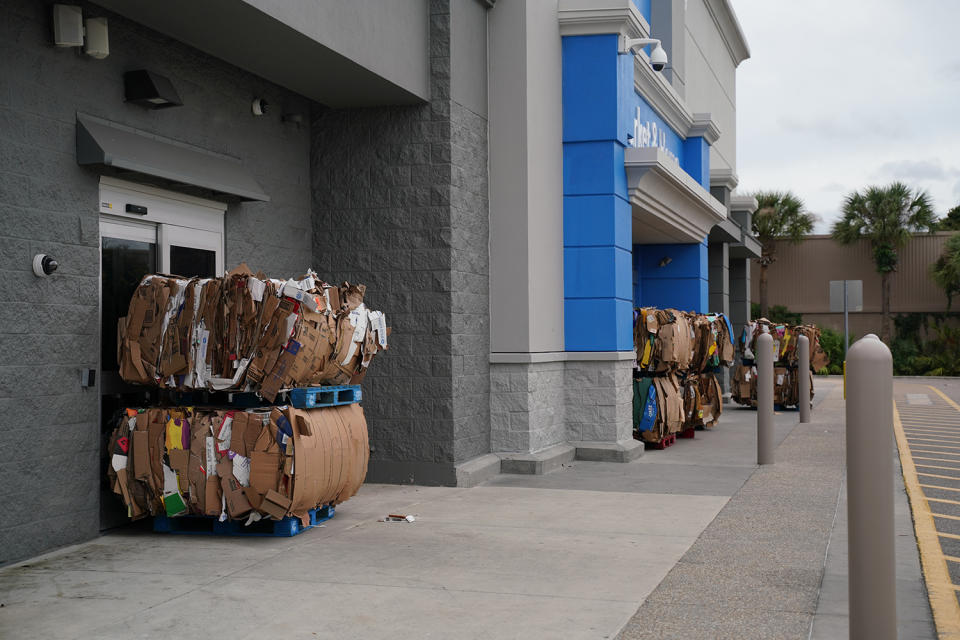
[620,37,669,72]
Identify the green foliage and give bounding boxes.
[936,205,960,231]
[817,328,849,375]
[751,191,816,266]
[750,302,803,325]
[832,182,938,272]
[890,312,960,375]
[930,233,960,309]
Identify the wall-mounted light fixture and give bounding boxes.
[53,5,109,58]
[124,70,183,109]
[658,256,672,268]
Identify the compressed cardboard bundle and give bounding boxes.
[106,404,369,525]
[633,308,733,441]
[636,373,685,444]
[117,265,388,400]
[732,319,827,408]
[635,308,735,375]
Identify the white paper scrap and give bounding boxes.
[206,437,218,476]
[248,277,266,302]
[111,454,128,472]
[232,455,251,487]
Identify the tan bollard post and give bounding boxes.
[757,332,774,465]
[798,334,811,423]
[846,334,895,640]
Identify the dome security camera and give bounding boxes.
[649,44,668,72]
[620,37,669,73]
[33,254,59,277]
[252,98,269,116]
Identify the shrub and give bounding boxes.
[750,303,803,325]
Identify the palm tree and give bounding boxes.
[931,233,960,309]
[832,182,937,343]
[752,191,816,318]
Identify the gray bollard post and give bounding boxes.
[757,332,774,465]
[798,334,811,423]
[846,334,895,640]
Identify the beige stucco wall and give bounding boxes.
[751,233,957,334]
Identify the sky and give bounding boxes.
[733,0,960,233]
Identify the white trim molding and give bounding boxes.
[703,0,751,67]
[625,146,728,244]
[557,0,649,38]
[710,167,739,192]
[730,193,759,215]
[689,113,721,145]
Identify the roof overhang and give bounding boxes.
[730,233,762,259]
[709,217,741,244]
[626,146,728,244]
[77,113,269,202]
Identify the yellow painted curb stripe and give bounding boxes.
[893,401,960,636]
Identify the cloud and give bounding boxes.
[874,159,960,182]
[821,182,846,192]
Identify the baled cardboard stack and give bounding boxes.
[110,265,383,526]
[731,320,829,408]
[117,264,388,401]
[633,308,736,444]
[106,404,369,525]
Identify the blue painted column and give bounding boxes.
[562,34,634,351]
[634,239,710,313]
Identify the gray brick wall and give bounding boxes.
[0,0,312,565]
[490,362,565,453]
[565,360,634,443]
[311,0,489,484]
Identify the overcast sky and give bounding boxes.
[734,0,960,232]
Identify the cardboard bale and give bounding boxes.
[106,404,370,523]
[117,271,388,394]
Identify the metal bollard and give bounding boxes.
[798,334,811,423]
[757,332,774,465]
[846,334,896,640]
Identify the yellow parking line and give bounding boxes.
[919,473,960,482]
[910,439,960,447]
[933,513,960,523]
[911,443,960,451]
[922,484,960,493]
[894,400,960,636]
[927,497,960,507]
[915,457,960,465]
[918,465,960,473]
[911,450,960,458]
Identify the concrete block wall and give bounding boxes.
[311,0,489,484]
[0,0,313,565]
[565,360,634,444]
[490,362,565,453]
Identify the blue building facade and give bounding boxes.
[561,26,722,352]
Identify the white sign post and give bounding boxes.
[829,280,863,360]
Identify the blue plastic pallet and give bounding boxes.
[288,385,361,409]
[153,504,334,537]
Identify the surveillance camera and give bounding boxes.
[33,254,59,277]
[251,98,269,116]
[650,44,668,72]
[620,38,669,73]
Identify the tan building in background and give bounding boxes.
[752,232,956,337]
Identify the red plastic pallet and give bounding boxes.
[678,427,696,439]
[645,434,676,450]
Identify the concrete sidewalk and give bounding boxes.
[0,378,933,639]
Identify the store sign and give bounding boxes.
[631,108,679,165]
